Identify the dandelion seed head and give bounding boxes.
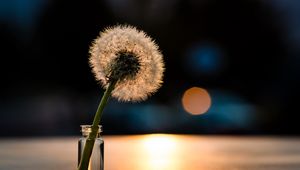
[89,25,164,101]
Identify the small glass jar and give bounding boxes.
[78,125,104,170]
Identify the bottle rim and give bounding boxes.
[80,125,102,133]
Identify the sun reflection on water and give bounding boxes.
[105,134,199,170]
[140,134,180,170]
[142,134,177,152]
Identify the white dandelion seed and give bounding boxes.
[89,25,165,102]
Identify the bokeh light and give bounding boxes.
[182,87,211,115]
[185,44,224,75]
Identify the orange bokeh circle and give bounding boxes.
[182,87,211,115]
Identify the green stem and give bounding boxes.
[78,80,117,170]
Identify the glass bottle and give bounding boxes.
[78,125,104,170]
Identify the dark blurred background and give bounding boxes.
[0,0,299,136]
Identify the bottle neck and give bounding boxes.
[80,125,102,138]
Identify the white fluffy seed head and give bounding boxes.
[89,25,165,102]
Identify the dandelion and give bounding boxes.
[89,25,164,101]
[78,25,164,170]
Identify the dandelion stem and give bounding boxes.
[78,80,117,170]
